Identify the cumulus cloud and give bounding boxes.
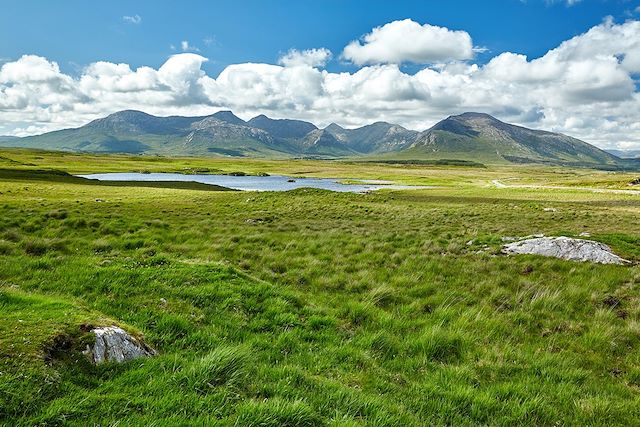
[1,19,640,149]
[278,48,332,68]
[122,14,142,24]
[342,19,474,65]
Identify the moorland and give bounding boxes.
[1,148,640,426]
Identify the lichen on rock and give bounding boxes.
[84,326,156,364]
[502,236,629,265]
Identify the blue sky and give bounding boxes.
[1,0,640,150]
[1,0,636,75]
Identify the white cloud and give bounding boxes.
[181,40,200,52]
[545,0,582,6]
[122,15,142,24]
[1,19,640,150]
[342,19,474,65]
[278,48,332,68]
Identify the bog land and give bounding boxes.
[1,148,640,426]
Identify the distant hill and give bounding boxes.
[0,135,20,143]
[0,110,631,168]
[325,122,418,153]
[606,149,640,159]
[399,112,620,167]
[7,111,295,158]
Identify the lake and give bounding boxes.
[77,173,429,193]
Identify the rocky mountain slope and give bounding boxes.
[325,122,418,153]
[403,112,620,166]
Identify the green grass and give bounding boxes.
[0,149,639,425]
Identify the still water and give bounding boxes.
[78,173,428,193]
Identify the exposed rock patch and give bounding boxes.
[502,236,629,265]
[84,326,156,364]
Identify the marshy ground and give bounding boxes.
[1,148,639,426]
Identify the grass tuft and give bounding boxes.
[181,345,249,392]
[410,327,467,363]
[234,398,321,427]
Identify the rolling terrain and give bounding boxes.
[1,149,639,425]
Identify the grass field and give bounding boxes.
[1,148,640,426]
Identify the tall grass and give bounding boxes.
[0,152,639,425]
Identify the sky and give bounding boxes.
[1,0,640,150]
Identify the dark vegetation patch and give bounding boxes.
[0,168,235,191]
[502,155,640,171]
[94,139,150,154]
[207,147,247,157]
[358,158,486,167]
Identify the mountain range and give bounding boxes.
[0,110,630,168]
[605,149,640,159]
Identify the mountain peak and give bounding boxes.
[103,110,154,120]
[325,123,344,132]
[455,112,497,120]
[211,110,245,125]
[86,110,156,131]
[248,114,317,139]
[413,111,617,166]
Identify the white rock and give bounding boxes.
[502,236,629,265]
[543,207,557,212]
[84,326,156,364]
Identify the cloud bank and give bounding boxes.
[1,18,639,150]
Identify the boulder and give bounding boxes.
[84,326,156,364]
[502,236,629,265]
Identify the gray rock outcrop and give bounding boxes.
[85,326,156,364]
[502,236,629,265]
